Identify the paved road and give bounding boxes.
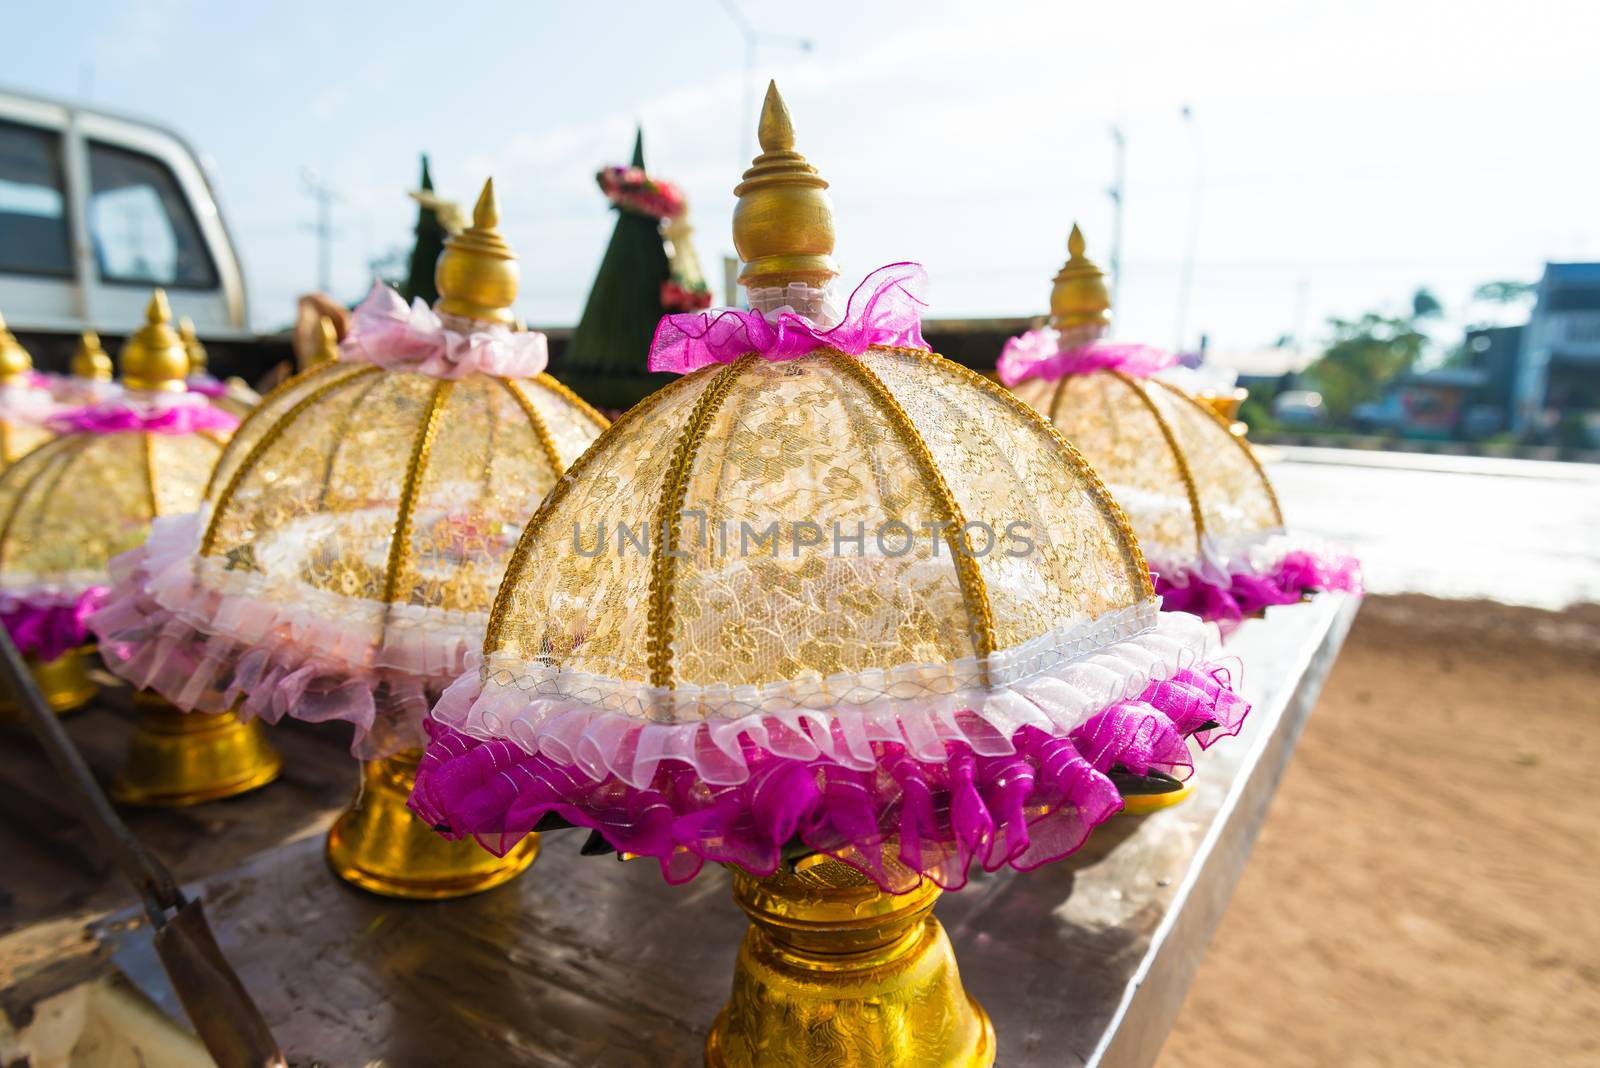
[1262,447,1600,609]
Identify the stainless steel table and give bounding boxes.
[94,594,1359,1067]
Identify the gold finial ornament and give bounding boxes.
[433,178,519,326]
[120,290,191,392]
[178,316,208,375]
[732,81,838,290]
[0,310,35,387]
[71,331,114,381]
[309,314,340,366]
[1049,224,1112,333]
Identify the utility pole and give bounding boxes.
[1107,124,1126,330]
[717,0,815,169]
[1174,104,1204,354]
[301,169,340,295]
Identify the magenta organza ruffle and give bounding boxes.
[997,328,1176,387]
[648,262,930,374]
[88,517,453,758]
[1,587,109,661]
[339,281,550,380]
[47,398,239,436]
[1155,548,1364,631]
[410,665,1248,893]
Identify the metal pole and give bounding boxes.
[1108,124,1126,332]
[1174,105,1203,354]
[302,170,339,295]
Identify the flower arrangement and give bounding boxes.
[596,165,686,220]
[660,279,713,312]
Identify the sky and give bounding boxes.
[6,0,1598,363]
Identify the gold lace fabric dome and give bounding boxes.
[0,312,55,469]
[201,359,607,636]
[0,418,52,470]
[486,346,1151,719]
[0,423,226,592]
[1011,369,1283,570]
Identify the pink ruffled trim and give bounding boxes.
[410,664,1248,893]
[339,281,550,380]
[0,382,59,422]
[1,587,109,661]
[88,515,473,759]
[997,328,1176,387]
[47,398,239,436]
[1155,547,1364,632]
[647,263,930,374]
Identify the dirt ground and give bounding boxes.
[1159,595,1600,1068]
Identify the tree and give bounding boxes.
[1472,280,1535,305]
[1305,310,1429,421]
[566,129,672,377]
[400,155,447,306]
[1411,287,1443,320]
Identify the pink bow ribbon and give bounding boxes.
[339,282,549,380]
[648,262,930,374]
[997,328,1176,387]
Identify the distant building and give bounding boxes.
[1464,324,1524,426]
[1514,262,1600,436]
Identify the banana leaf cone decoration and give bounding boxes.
[999,226,1362,634]
[0,295,252,763]
[90,181,609,895]
[408,84,1253,1065]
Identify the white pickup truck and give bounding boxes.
[0,87,281,375]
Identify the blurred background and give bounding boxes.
[1,2,1596,1065]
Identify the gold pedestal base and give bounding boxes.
[325,749,539,900]
[110,697,282,806]
[0,646,99,719]
[1120,779,1195,816]
[706,856,995,1068]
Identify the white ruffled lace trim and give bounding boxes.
[136,511,488,680]
[0,571,108,601]
[1145,528,1342,588]
[436,607,1219,788]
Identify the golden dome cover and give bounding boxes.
[0,311,57,469]
[1001,227,1362,628]
[91,182,609,758]
[412,87,1251,894]
[0,294,234,662]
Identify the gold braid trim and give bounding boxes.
[141,432,160,519]
[1048,374,1072,426]
[531,372,611,431]
[879,346,1153,601]
[312,370,390,512]
[1150,378,1285,527]
[485,371,706,653]
[499,377,566,474]
[200,366,381,556]
[646,357,750,689]
[835,350,999,666]
[202,357,358,500]
[381,379,453,606]
[0,422,12,466]
[1110,369,1207,556]
[0,436,92,571]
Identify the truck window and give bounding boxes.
[0,119,73,277]
[86,140,218,290]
